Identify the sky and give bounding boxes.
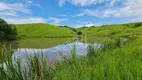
[0,0,142,28]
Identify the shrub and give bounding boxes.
[110,31,116,35]
[77,31,82,35]
[134,22,142,28]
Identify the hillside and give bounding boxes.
[15,23,76,38]
[79,22,142,37]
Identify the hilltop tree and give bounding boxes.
[0,18,17,41]
[77,31,82,35]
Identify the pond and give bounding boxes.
[1,37,113,64]
[13,42,101,63]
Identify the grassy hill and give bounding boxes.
[14,22,142,38]
[15,23,76,38]
[79,22,142,37]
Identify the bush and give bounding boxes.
[134,22,142,28]
[77,31,82,35]
[0,18,17,41]
[110,31,116,35]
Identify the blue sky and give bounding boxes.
[0,0,142,27]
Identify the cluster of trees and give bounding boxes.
[0,18,17,41]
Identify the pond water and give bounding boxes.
[13,42,101,63]
[0,37,110,64]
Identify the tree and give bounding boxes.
[134,22,142,28]
[77,31,82,35]
[0,18,17,41]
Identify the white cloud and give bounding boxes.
[27,0,33,4]
[109,0,120,6]
[102,0,142,18]
[59,0,125,8]
[75,9,119,18]
[0,2,46,24]
[102,10,117,17]
[71,0,106,6]
[5,17,47,24]
[36,4,43,9]
[75,13,85,17]
[72,21,96,28]
[74,9,98,17]
[58,0,121,7]
[84,9,98,17]
[73,22,103,28]
[0,2,31,14]
[26,0,43,9]
[74,0,142,21]
[119,0,142,17]
[59,0,108,7]
[48,17,69,25]
[59,0,66,7]
[0,11,18,17]
[85,23,95,27]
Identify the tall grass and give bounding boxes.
[0,48,50,80]
[0,37,142,80]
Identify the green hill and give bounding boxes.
[15,23,76,38]
[15,22,142,38]
[79,22,142,37]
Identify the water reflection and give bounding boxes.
[13,42,101,62]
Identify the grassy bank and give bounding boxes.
[0,37,142,80]
[79,22,142,37]
[4,38,74,49]
[15,23,76,38]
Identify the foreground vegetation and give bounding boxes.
[15,23,76,38]
[0,36,142,80]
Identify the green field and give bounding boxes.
[79,22,142,37]
[15,23,76,38]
